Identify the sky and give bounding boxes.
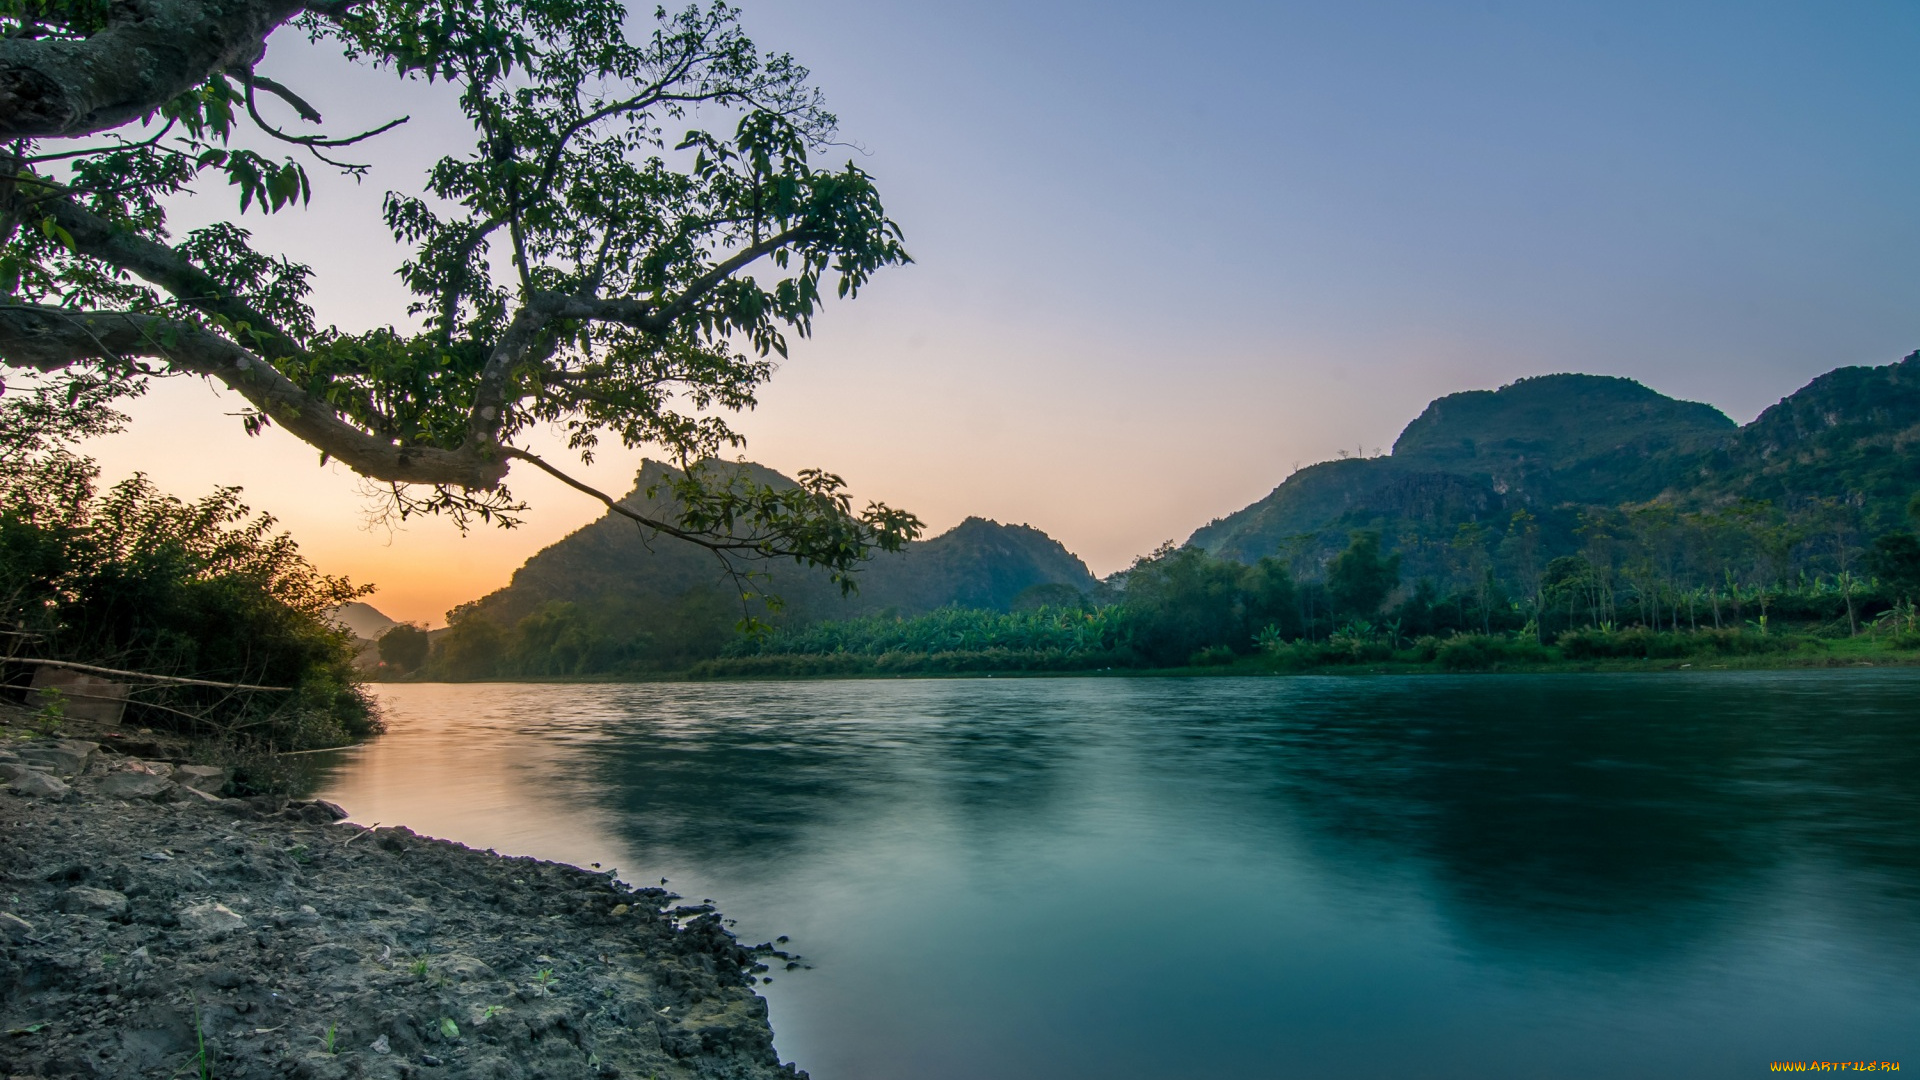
[81,0,1920,625]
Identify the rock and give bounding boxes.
[63,887,130,919]
[180,901,247,936]
[272,905,321,929]
[172,784,224,804]
[0,761,44,782]
[0,911,33,940]
[173,765,231,794]
[98,772,175,800]
[289,799,349,822]
[8,770,71,798]
[15,740,98,776]
[371,1034,391,1055]
[207,967,246,989]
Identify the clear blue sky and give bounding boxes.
[91,0,1920,622]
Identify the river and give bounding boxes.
[306,672,1920,1078]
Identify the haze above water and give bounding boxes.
[310,675,1920,1078]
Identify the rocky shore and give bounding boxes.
[0,731,809,1079]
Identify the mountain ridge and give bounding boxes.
[459,459,1097,633]
[1190,355,1920,570]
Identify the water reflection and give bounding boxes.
[318,673,1920,1079]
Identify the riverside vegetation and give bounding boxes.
[392,355,1920,681]
[1,378,378,756]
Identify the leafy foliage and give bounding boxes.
[0,477,379,747]
[376,623,430,672]
[1327,531,1400,618]
[1,0,919,581]
[0,374,377,747]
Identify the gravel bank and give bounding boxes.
[0,733,809,1079]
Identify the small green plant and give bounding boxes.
[438,1017,460,1039]
[533,968,555,994]
[179,993,213,1080]
[288,844,310,864]
[321,1025,338,1054]
[29,688,66,737]
[480,1005,503,1022]
[101,953,118,968]
[410,958,430,978]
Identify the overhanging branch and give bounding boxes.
[502,446,785,555]
[0,303,509,488]
[0,0,325,140]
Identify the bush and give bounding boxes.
[1,476,379,749]
[1189,645,1238,667]
[1434,634,1550,671]
[1262,638,1393,670]
[1556,626,1811,660]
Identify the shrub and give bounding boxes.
[1434,634,1549,671]
[1262,638,1393,670]
[1,477,379,749]
[1556,626,1811,660]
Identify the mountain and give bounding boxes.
[1190,373,1736,566]
[327,601,399,641]
[1390,374,1736,504]
[1190,356,1920,570]
[1683,351,1920,531]
[459,459,1097,632]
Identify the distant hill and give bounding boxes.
[459,459,1097,634]
[1390,373,1736,505]
[1683,352,1920,532]
[327,601,398,641]
[1190,356,1920,572]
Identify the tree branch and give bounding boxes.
[535,226,814,334]
[18,170,303,350]
[502,446,791,555]
[0,0,324,140]
[238,70,321,124]
[0,303,509,488]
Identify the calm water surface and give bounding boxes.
[308,673,1920,1079]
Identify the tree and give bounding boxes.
[1117,543,1248,666]
[1240,556,1300,640]
[0,0,919,586]
[1498,510,1543,640]
[433,611,506,679]
[376,621,429,671]
[1328,531,1400,621]
[1868,532,1920,605]
[1446,522,1491,632]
